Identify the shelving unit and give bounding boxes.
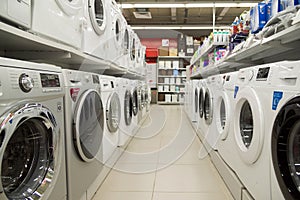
[157,56,191,105]
[0,22,145,79]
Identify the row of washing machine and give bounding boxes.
[185,60,300,200]
[0,56,151,200]
[0,0,146,73]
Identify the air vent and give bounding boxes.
[133,8,152,19]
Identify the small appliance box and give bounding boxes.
[176,78,181,84]
[173,61,179,69]
[165,61,172,69]
[170,78,175,84]
[172,94,178,102]
[170,85,176,92]
[159,61,165,69]
[169,48,178,56]
[164,78,170,84]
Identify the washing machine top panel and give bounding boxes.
[0,57,62,72]
[106,92,121,133]
[272,96,300,200]
[63,69,100,87]
[74,89,104,162]
[124,89,133,126]
[0,103,61,199]
[88,0,106,35]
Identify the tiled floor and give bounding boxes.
[92,105,233,200]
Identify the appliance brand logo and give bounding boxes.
[70,88,80,102]
[234,86,239,99]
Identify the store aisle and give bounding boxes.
[92,105,233,200]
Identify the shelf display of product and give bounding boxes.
[157,56,190,104]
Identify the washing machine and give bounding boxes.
[106,0,125,66]
[205,74,226,151]
[31,0,83,49]
[0,0,31,29]
[130,80,140,133]
[117,25,130,69]
[232,65,271,200]
[265,60,300,200]
[100,75,121,164]
[117,77,133,147]
[63,69,104,200]
[81,0,110,60]
[0,57,66,200]
[190,79,199,127]
[196,79,205,138]
[129,29,137,70]
[216,71,241,171]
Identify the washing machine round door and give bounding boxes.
[112,14,122,48]
[234,88,263,164]
[0,103,61,199]
[204,88,213,125]
[106,92,121,133]
[272,96,300,200]
[74,89,104,162]
[217,92,231,140]
[132,88,138,116]
[199,87,204,119]
[56,0,82,16]
[123,28,129,54]
[194,87,198,114]
[88,0,106,35]
[124,90,133,126]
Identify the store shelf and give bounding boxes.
[0,22,145,79]
[157,83,185,86]
[158,68,186,70]
[158,56,192,59]
[158,75,185,78]
[157,91,185,94]
[190,41,229,66]
[226,23,300,65]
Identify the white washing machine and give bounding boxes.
[31,0,83,49]
[63,69,104,200]
[116,25,130,69]
[100,76,121,164]
[107,0,128,66]
[190,79,199,126]
[0,57,66,200]
[232,66,270,200]
[217,71,240,172]
[129,29,137,70]
[81,0,109,60]
[263,60,300,200]
[117,78,133,147]
[0,0,31,29]
[196,79,206,138]
[130,80,140,133]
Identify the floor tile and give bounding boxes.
[154,164,226,193]
[152,192,233,200]
[92,191,153,200]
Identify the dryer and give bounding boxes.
[63,69,104,200]
[117,77,133,147]
[0,57,66,200]
[232,66,270,200]
[0,0,31,29]
[81,0,109,60]
[100,76,121,164]
[31,0,83,49]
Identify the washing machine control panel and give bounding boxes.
[40,73,60,88]
[256,67,270,81]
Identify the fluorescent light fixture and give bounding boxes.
[131,26,230,30]
[119,2,257,9]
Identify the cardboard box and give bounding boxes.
[169,48,178,56]
[158,47,169,56]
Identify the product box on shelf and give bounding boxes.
[164,78,170,84]
[186,45,195,56]
[159,61,165,69]
[165,61,172,69]
[172,94,178,102]
[170,78,175,84]
[250,2,269,34]
[173,61,179,69]
[165,94,171,102]
[158,47,169,56]
[170,85,176,92]
[176,78,181,84]
[169,48,178,56]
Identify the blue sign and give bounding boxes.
[272,91,283,110]
[234,86,239,99]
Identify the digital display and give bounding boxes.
[40,73,60,88]
[256,67,270,81]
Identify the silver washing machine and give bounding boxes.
[0,57,66,200]
[63,69,104,200]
